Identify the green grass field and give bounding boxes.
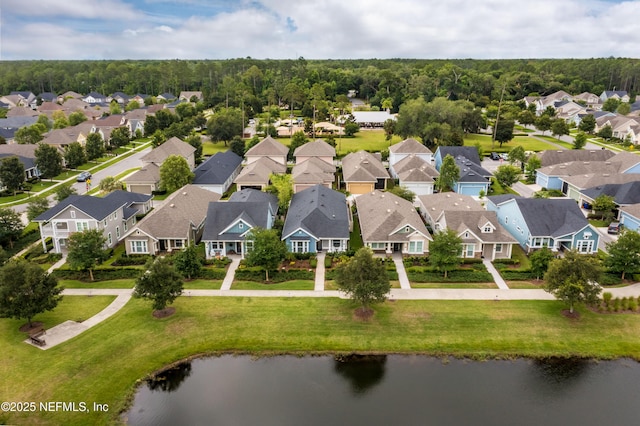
[411,282,498,289]
[231,280,315,290]
[463,133,561,153]
[3,296,640,425]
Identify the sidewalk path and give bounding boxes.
[392,253,411,290]
[483,259,509,290]
[220,256,241,291]
[27,289,132,350]
[315,252,326,291]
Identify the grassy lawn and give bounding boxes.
[589,219,610,227]
[231,280,315,290]
[463,133,560,153]
[183,279,223,290]
[335,131,402,156]
[29,181,58,192]
[488,177,518,196]
[350,214,364,249]
[535,135,574,149]
[60,279,135,289]
[510,245,531,270]
[4,296,640,424]
[411,282,498,289]
[52,170,81,180]
[202,141,230,156]
[507,281,543,289]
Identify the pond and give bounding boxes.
[126,355,640,425]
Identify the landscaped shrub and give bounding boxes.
[198,268,227,280]
[309,258,317,268]
[52,267,143,281]
[234,268,314,283]
[602,292,613,305]
[406,268,493,283]
[599,273,623,286]
[112,253,152,266]
[500,270,536,280]
[203,257,232,267]
[324,256,332,268]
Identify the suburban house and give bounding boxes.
[292,157,336,193]
[201,189,278,259]
[41,122,95,149]
[282,185,350,253]
[580,181,640,209]
[486,195,599,254]
[123,185,219,255]
[600,90,630,103]
[0,144,40,181]
[81,92,107,104]
[124,137,196,194]
[619,204,640,232]
[34,191,152,253]
[293,139,336,165]
[390,154,439,196]
[179,91,203,102]
[388,138,433,167]
[234,156,287,191]
[341,150,389,195]
[192,150,242,194]
[355,190,431,255]
[536,151,640,199]
[244,136,289,165]
[433,146,491,196]
[417,193,484,228]
[573,92,602,109]
[157,92,176,102]
[536,149,616,168]
[595,115,640,143]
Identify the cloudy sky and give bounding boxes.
[1,0,639,60]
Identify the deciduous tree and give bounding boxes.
[573,132,587,150]
[159,155,194,193]
[387,186,416,202]
[173,243,202,280]
[244,227,287,281]
[429,229,462,278]
[26,198,49,221]
[268,173,293,211]
[605,230,640,280]
[530,246,554,280]
[230,137,245,157]
[134,257,184,313]
[85,133,105,160]
[494,119,514,147]
[64,142,86,169]
[544,250,602,314]
[551,118,569,140]
[66,229,109,281]
[0,156,25,195]
[55,183,77,202]
[109,127,130,148]
[578,114,596,134]
[35,143,63,179]
[494,164,521,188]
[207,108,243,146]
[435,154,459,192]
[525,155,541,184]
[0,261,63,328]
[335,247,390,313]
[0,207,24,249]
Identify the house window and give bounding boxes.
[292,240,308,253]
[405,226,410,233]
[408,241,423,253]
[245,240,254,252]
[114,211,118,220]
[133,216,136,225]
[504,216,508,225]
[70,210,76,219]
[124,222,128,232]
[333,240,341,247]
[583,232,592,239]
[466,244,475,257]
[577,240,594,253]
[77,221,89,231]
[495,244,503,253]
[174,240,183,248]
[103,219,107,226]
[239,223,244,230]
[116,226,120,239]
[107,232,112,245]
[370,242,385,250]
[130,240,148,253]
[483,226,492,233]
[464,231,469,238]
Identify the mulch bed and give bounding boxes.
[353,307,374,321]
[561,309,580,320]
[19,322,44,333]
[280,260,314,270]
[153,307,176,318]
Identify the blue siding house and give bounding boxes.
[434,146,491,196]
[620,205,640,232]
[282,185,350,253]
[201,189,278,259]
[486,195,599,254]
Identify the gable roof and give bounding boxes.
[202,190,278,241]
[292,157,336,185]
[441,210,517,244]
[582,181,640,205]
[393,154,439,177]
[234,156,287,185]
[282,185,349,240]
[193,150,242,185]
[123,163,160,184]
[34,192,144,222]
[342,150,388,182]
[418,193,483,223]
[245,136,289,157]
[436,146,481,165]
[0,154,36,171]
[0,143,37,158]
[489,195,590,237]
[141,137,195,165]
[356,190,431,242]
[537,149,616,167]
[134,185,220,239]
[389,138,432,154]
[293,139,336,158]
[620,204,640,220]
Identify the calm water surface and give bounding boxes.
[126,355,640,426]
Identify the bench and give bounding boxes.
[29,330,46,347]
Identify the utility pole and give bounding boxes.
[492,84,506,149]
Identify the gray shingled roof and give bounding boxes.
[441,210,517,244]
[342,150,389,182]
[293,139,336,158]
[123,163,160,184]
[437,146,481,165]
[34,191,147,222]
[193,150,242,185]
[490,196,589,237]
[389,138,432,154]
[418,193,483,224]
[141,137,195,165]
[282,185,349,240]
[234,156,286,185]
[202,190,278,241]
[582,181,640,205]
[536,149,615,167]
[0,154,36,171]
[244,136,289,157]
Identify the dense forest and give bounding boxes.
[1,58,638,113]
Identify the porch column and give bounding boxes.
[38,222,47,253]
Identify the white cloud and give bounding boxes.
[2,0,140,20]
[1,0,639,59]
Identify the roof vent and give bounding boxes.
[170,203,175,208]
[183,191,187,195]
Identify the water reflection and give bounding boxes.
[533,357,591,385]
[333,354,387,396]
[146,361,192,393]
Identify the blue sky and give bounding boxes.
[1,0,638,60]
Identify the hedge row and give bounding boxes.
[52,267,143,281]
[234,268,315,283]
[407,269,493,283]
[112,253,152,266]
[198,268,227,280]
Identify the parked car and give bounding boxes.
[608,222,623,234]
[76,171,92,182]
[490,152,500,160]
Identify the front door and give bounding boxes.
[393,243,402,252]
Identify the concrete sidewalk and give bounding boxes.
[483,260,509,290]
[392,253,412,290]
[220,256,241,291]
[314,252,326,291]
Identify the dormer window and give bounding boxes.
[239,223,244,229]
[483,226,492,233]
[464,231,469,238]
[405,226,410,233]
[70,210,76,219]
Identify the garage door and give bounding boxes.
[128,184,153,194]
[348,183,373,194]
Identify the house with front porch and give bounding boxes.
[282,185,350,253]
[355,190,431,255]
[486,195,599,254]
[122,185,219,255]
[201,189,278,259]
[33,191,151,253]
